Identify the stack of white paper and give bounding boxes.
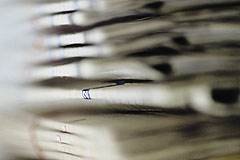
[0,0,240,160]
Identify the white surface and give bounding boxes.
[0,1,34,110]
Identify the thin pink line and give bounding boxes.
[29,117,45,160]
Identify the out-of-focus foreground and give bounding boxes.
[0,0,239,160]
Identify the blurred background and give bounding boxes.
[0,0,239,160]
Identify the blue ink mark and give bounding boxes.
[82,89,91,100]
